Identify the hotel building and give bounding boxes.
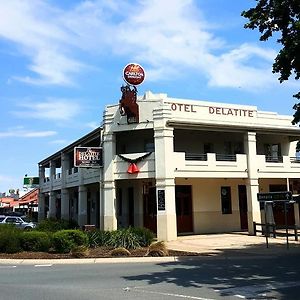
[38,91,300,241]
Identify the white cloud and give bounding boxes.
[0,127,56,138]
[12,98,82,121]
[0,0,281,90]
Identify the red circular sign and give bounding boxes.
[123,63,145,86]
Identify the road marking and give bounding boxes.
[0,265,17,269]
[131,288,215,300]
[220,281,300,298]
[34,264,53,267]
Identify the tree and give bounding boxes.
[241,0,300,124]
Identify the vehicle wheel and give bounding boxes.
[24,227,32,231]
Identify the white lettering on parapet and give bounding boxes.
[209,106,254,117]
[170,103,196,113]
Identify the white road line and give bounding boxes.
[0,266,17,269]
[220,281,300,298]
[34,264,53,267]
[131,288,215,300]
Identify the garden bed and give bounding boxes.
[0,247,200,259]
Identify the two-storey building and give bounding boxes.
[38,91,300,241]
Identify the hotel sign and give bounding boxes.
[123,63,145,86]
[74,147,103,168]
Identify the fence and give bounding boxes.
[253,222,298,241]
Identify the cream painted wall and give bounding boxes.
[176,178,245,234]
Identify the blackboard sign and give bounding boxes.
[257,191,292,202]
[157,190,165,211]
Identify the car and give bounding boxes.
[0,215,36,230]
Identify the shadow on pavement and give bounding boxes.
[124,243,300,299]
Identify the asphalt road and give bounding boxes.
[1,254,300,300]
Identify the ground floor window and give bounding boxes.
[221,186,232,214]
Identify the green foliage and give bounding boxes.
[21,231,51,252]
[129,227,154,247]
[241,0,300,123]
[71,245,90,258]
[108,228,141,250]
[0,225,22,253]
[36,218,79,232]
[86,230,111,248]
[52,230,88,253]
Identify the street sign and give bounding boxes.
[257,191,292,202]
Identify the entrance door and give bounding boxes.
[143,187,157,233]
[176,185,193,233]
[269,185,295,226]
[238,185,248,230]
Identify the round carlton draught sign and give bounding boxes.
[123,63,145,86]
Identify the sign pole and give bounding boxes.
[284,201,289,250]
[264,201,269,248]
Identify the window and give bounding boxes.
[221,186,232,214]
[0,217,5,222]
[264,143,282,162]
[204,143,213,154]
[144,139,155,152]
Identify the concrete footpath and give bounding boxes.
[166,232,300,256]
[0,232,299,265]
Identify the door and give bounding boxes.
[238,185,248,230]
[143,187,157,233]
[128,187,134,227]
[176,185,193,233]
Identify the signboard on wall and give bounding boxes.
[257,191,292,202]
[157,190,165,211]
[74,147,103,168]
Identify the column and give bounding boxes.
[245,132,261,234]
[153,105,177,241]
[294,203,300,227]
[39,164,45,184]
[78,185,87,228]
[102,131,117,231]
[61,188,70,220]
[61,153,70,188]
[38,193,46,221]
[48,191,56,218]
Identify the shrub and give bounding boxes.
[52,230,88,253]
[108,228,140,250]
[36,218,79,232]
[0,225,22,253]
[21,231,51,252]
[110,247,131,257]
[129,227,154,247]
[86,230,111,248]
[71,245,90,258]
[147,241,168,257]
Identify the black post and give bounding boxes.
[264,202,269,248]
[284,201,289,250]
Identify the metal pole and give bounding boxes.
[284,201,289,250]
[264,201,269,248]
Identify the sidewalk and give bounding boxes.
[166,232,300,256]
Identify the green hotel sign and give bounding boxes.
[23,177,39,187]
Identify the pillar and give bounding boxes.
[61,188,70,220]
[245,132,261,234]
[48,191,56,219]
[78,185,87,228]
[102,131,117,231]
[153,105,177,241]
[38,193,46,221]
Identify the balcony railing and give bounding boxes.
[185,153,207,161]
[216,154,237,162]
[185,153,238,162]
[265,156,283,163]
[290,157,300,163]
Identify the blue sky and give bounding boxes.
[0,0,299,193]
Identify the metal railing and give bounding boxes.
[216,154,237,161]
[253,221,298,241]
[185,153,207,161]
[265,156,283,163]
